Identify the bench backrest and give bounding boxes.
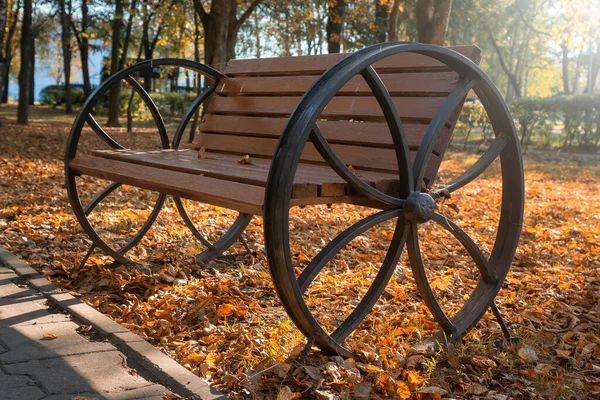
[194,46,482,187]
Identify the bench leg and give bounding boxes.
[490,301,519,345]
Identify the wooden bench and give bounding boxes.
[66,42,524,357]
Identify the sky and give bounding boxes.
[8,51,104,102]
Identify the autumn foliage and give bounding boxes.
[1,106,600,398]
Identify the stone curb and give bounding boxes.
[0,246,226,400]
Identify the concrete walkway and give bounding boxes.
[0,263,176,399]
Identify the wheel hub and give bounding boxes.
[404,192,435,223]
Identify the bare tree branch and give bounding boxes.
[489,33,522,98]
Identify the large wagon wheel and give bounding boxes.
[264,42,524,358]
[65,59,252,266]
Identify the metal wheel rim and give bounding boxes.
[264,42,524,357]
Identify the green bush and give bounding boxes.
[39,85,86,107]
[457,94,600,151]
[510,94,600,150]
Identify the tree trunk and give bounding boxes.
[59,0,72,113]
[188,10,201,143]
[202,0,233,69]
[573,49,584,94]
[107,0,123,127]
[0,0,7,105]
[2,0,20,103]
[375,0,389,43]
[17,0,32,124]
[416,0,452,45]
[194,0,261,70]
[589,43,600,94]
[326,0,345,53]
[561,42,570,94]
[28,32,34,105]
[119,0,137,70]
[388,0,401,42]
[79,0,91,97]
[489,33,522,100]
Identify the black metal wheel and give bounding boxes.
[264,42,524,357]
[65,59,250,265]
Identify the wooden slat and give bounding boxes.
[207,95,445,121]
[199,115,448,155]
[193,133,443,182]
[92,149,401,198]
[224,46,481,76]
[69,155,264,215]
[216,71,460,97]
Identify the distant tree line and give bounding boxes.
[1,0,598,129]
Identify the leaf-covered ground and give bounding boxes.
[1,105,599,399]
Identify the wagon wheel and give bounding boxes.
[264,42,524,358]
[65,59,251,266]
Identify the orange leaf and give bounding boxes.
[43,333,57,340]
[396,381,412,399]
[217,303,235,317]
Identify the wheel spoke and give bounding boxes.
[118,193,166,254]
[431,213,496,284]
[406,224,457,335]
[310,125,404,207]
[172,82,218,149]
[298,208,402,293]
[330,218,409,342]
[432,134,507,197]
[83,182,122,216]
[124,76,170,149]
[413,77,478,188]
[360,66,413,195]
[86,114,124,149]
[173,197,214,249]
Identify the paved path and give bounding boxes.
[0,264,175,400]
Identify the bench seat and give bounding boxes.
[69,149,401,215]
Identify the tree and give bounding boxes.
[192,0,262,70]
[17,0,31,124]
[140,0,166,90]
[0,0,7,103]
[106,0,123,127]
[2,0,20,103]
[388,0,403,42]
[416,0,452,45]
[71,0,91,97]
[326,0,345,53]
[59,0,73,113]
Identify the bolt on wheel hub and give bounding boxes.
[404,192,436,223]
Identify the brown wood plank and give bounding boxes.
[224,46,481,76]
[92,149,401,198]
[216,71,460,97]
[199,115,449,155]
[69,155,264,215]
[207,95,445,121]
[193,133,442,182]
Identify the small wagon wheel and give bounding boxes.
[65,59,251,266]
[264,42,524,357]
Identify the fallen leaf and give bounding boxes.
[396,381,412,399]
[518,346,539,363]
[43,333,57,340]
[237,154,252,165]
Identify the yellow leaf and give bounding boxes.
[205,353,218,364]
[396,381,412,399]
[187,352,205,363]
[44,333,57,340]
